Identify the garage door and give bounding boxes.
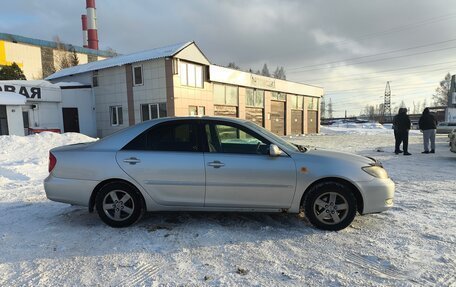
[307,110,318,134]
[246,107,264,127]
[214,105,238,118]
[270,101,285,135]
[291,110,303,135]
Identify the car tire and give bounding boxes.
[303,181,357,231]
[95,182,144,228]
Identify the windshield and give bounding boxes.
[244,121,302,152]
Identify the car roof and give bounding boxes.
[88,116,254,151]
[151,116,251,124]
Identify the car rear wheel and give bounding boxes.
[303,182,357,231]
[95,182,144,228]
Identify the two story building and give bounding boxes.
[46,41,323,137]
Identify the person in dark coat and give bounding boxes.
[418,107,438,153]
[393,108,411,155]
[392,108,404,154]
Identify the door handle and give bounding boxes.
[208,161,225,168]
[123,157,141,165]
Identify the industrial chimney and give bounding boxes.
[81,15,88,48]
[85,0,98,50]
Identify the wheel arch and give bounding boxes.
[89,178,146,213]
[301,177,364,214]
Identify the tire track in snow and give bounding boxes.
[9,262,41,286]
[116,262,161,286]
[438,273,456,287]
[345,252,428,285]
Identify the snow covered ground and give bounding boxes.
[0,128,455,286]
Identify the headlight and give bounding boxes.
[362,166,389,179]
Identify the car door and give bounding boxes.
[203,120,297,209]
[116,120,205,206]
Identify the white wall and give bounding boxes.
[6,105,24,136]
[132,59,167,123]
[27,102,63,131]
[61,88,96,137]
[93,66,128,137]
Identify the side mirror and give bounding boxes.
[269,144,282,157]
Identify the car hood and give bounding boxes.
[306,148,377,165]
[289,148,381,182]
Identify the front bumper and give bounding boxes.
[44,175,99,207]
[357,177,395,214]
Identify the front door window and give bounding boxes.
[205,123,269,155]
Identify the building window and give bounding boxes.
[92,70,98,87]
[308,97,317,110]
[110,106,123,126]
[291,95,304,110]
[272,92,286,101]
[133,65,143,86]
[246,89,264,108]
[189,106,205,116]
[141,103,167,121]
[214,84,239,106]
[180,61,204,88]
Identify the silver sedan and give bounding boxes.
[44,117,395,231]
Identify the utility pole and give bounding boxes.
[382,81,392,123]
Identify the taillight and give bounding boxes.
[49,152,57,173]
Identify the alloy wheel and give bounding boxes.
[313,192,349,225]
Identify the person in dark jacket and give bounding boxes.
[392,108,404,154]
[418,107,438,153]
[393,108,412,155]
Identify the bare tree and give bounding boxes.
[320,96,326,119]
[273,66,286,80]
[227,62,240,70]
[327,98,333,119]
[53,36,80,70]
[432,73,451,106]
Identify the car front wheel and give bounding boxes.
[95,182,144,228]
[303,182,357,231]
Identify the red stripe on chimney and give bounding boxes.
[81,15,87,30]
[86,0,95,8]
[87,29,99,50]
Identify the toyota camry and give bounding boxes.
[44,117,395,231]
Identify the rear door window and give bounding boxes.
[123,122,200,152]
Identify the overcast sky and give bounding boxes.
[2,0,456,117]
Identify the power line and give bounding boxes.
[325,13,456,48]
[329,91,434,111]
[289,45,456,73]
[308,67,452,87]
[288,38,456,71]
[297,60,456,83]
[325,84,437,106]
[326,82,437,93]
[329,89,435,106]
[298,12,456,57]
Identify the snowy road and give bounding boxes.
[0,129,455,286]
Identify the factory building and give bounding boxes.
[46,41,323,137]
[0,1,106,81]
[0,33,113,80]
